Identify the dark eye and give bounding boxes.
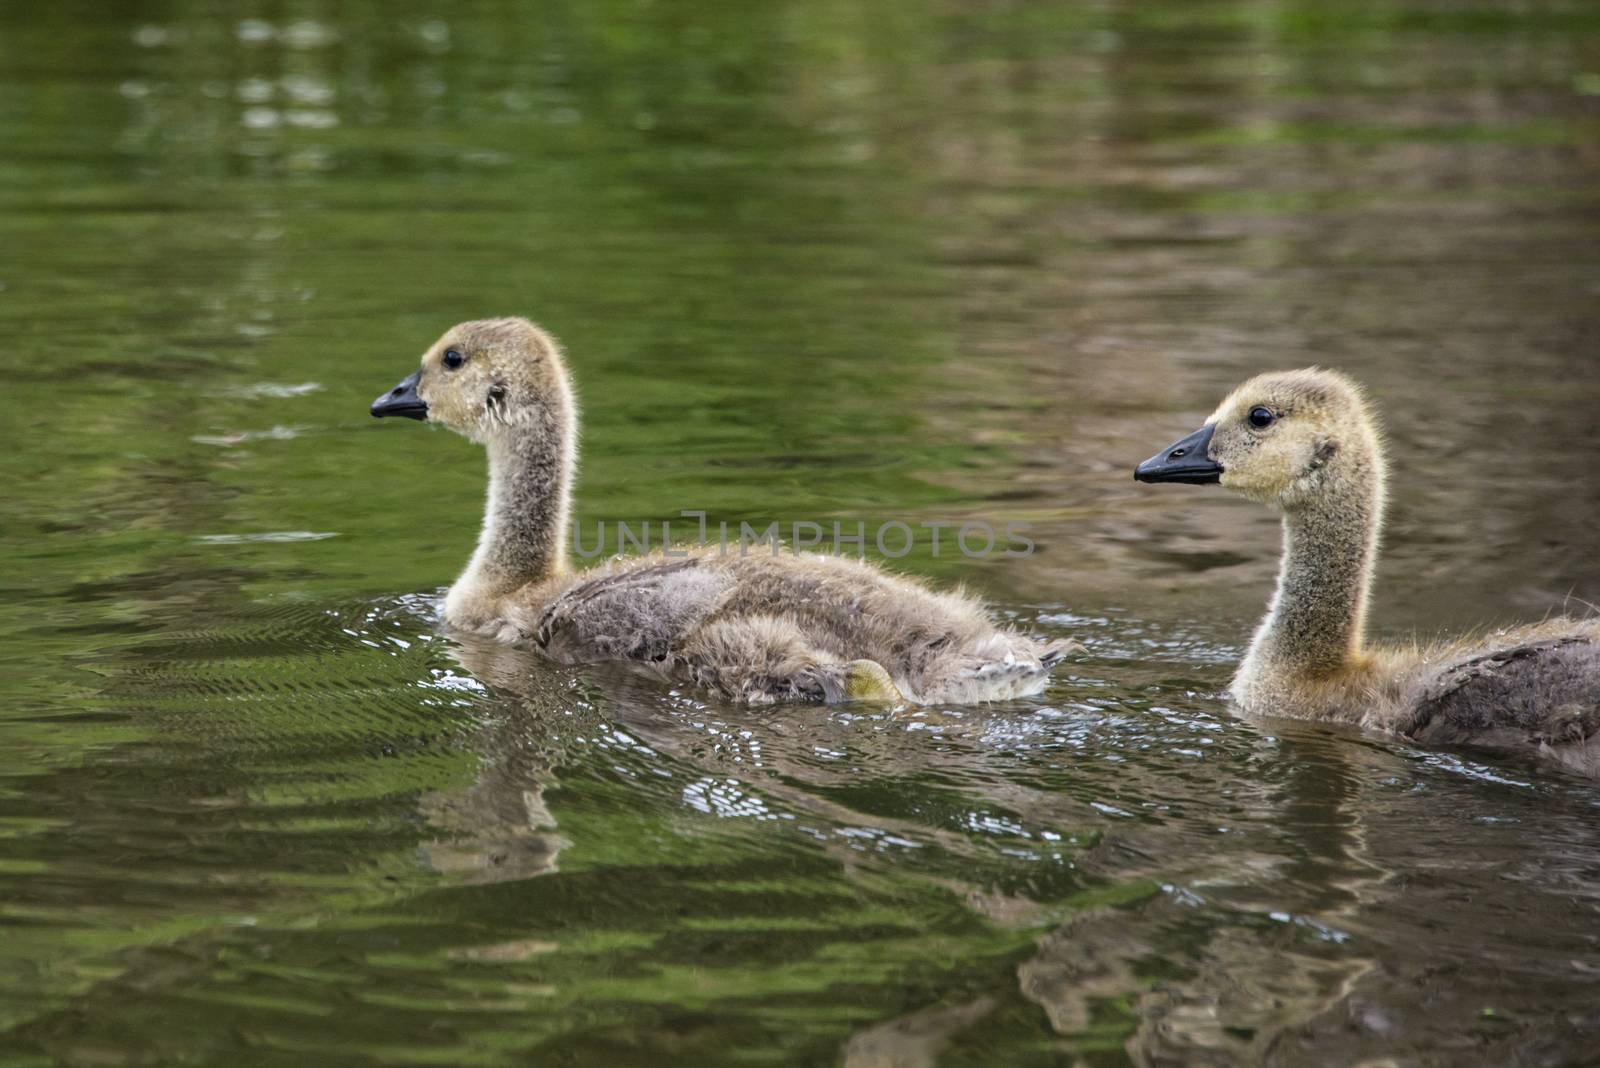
[1248,406,1276,429]
[442,349,465,370]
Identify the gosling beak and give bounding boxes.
[371,371,427,420]
[1134,424,1222,484]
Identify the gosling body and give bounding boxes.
[1136,368,1600,775]
[372,317,1070,705]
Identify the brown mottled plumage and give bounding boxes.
[1136,368,1600,776]
[371,317,1073,705]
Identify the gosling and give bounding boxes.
[1135,368,1600,775]
[371,317,1072,705]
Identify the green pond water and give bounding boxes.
[4,1,1600,1064]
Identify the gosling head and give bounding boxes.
[1134,368,1383,512]
[370,317,572,446]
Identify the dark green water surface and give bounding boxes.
[4,2,1600,1064]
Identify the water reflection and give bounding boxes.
[428,613,1596,1065]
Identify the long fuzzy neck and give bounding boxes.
[446,398,575,619]
[1239,450,1385,688]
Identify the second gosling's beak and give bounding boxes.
[371,371,427,420]
[1134,424,1222,484]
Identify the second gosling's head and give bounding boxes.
[371,317,573,446]
[1135,368,1384,512]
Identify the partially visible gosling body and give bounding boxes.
[1135,368,1600,775]
[372,317,1072,705]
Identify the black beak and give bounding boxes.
[371,371,427,420]
[1134,424,1222,484]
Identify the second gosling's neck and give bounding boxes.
[444,384,576,624]
[1235,434,1387,700]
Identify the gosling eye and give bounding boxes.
[442,348,465,370]
[1247,406,1276,429]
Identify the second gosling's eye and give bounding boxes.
[1248,406,1276,429]
[443,349,465,370]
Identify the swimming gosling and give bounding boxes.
[371,317,1073,705]
[1135,368,1600,775]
